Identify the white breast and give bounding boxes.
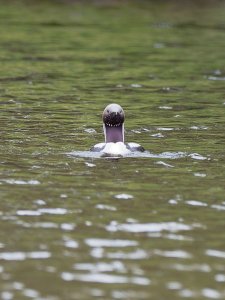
[102,142,131,156]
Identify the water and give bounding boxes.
[0,1,225,299]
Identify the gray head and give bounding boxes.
[102,103,125,143]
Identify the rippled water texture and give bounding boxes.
[0,1,225,299]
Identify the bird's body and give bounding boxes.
[91,103,144,156]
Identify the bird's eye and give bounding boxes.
[107,110,109,113]
[120,110,122,113]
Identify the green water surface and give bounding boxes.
[0,1,225,299]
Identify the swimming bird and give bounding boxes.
[90,103,144,155]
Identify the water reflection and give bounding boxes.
[205,250,225,259]
[16,208,68,216]
[61,271,150,285]
[0,251,51,261]
[85,239,138,247]
[1,1,225,299]
[106,221,194,233]
[106,249,148,260]
[67,150,207,160]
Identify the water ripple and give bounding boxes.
[1,179,40,185]
[85,238,138,248]
[106,249,148,260]
[95,204,117,211]
[114,194,134,200]
[215,274,225,282]
[154,249,191,259]
[156,161,174,168]
[66,150,186,159]
[0,251,51,261]
[74,261,126,273]
[188,153,208,160]
[63,237,79,249]
[106,221,193,233]
[205,249,225,259]
[171,263,211,272]
[202,288,221,299]
[211,204,225,211]
[67,150,208,160]
[16,207,68,216]
[208,76,225,81]
[185,200,208,207]
[61,272,150,285]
